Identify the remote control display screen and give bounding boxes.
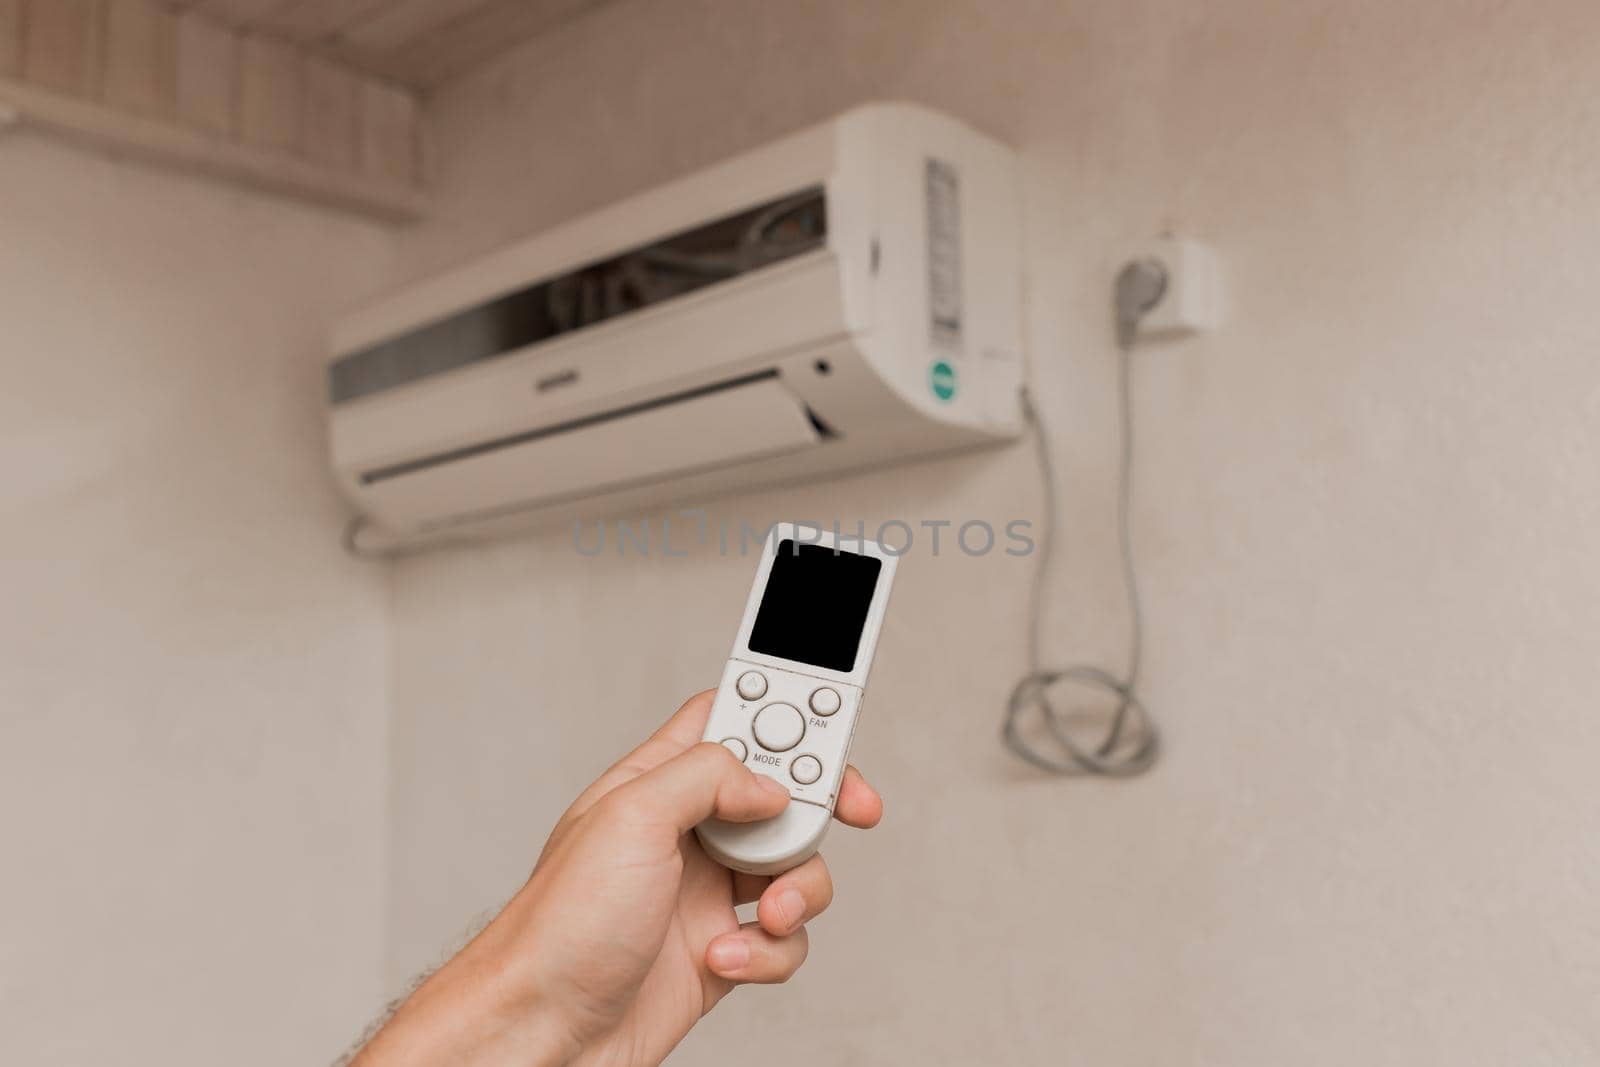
[747,540,882,672]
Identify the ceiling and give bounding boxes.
[165,0,613,90]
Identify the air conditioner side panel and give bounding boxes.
[843,104,1024,434]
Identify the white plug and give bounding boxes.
[1119,237,1223,340]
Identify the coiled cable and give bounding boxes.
[1002,259,1167,777]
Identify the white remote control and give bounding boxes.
[696,523,898,875]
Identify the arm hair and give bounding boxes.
[329,910,495,1067]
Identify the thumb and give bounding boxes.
[605,741,791,834]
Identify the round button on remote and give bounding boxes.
[720,737,748,762]
[735,671,767,701]
[809,687,841,716]
[790,754,822,785]
[751,703,805,752]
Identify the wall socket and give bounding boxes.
[1124,237,1223,339]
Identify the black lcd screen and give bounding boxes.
[746,540,882,672]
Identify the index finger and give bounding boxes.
[601,741,792,835]
[565,689,718,819]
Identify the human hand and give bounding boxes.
[350,689,883,1067]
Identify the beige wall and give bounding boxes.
[6,2,1593,1063]
[0,136,397,1065]
[384,1,1600,1064]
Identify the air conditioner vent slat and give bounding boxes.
[360,368,783,486]
[358,374,826,529]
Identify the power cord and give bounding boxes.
[1002,259,1168,777]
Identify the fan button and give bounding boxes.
[809,687,841,716]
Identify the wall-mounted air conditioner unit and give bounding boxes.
[328,102,1023,550]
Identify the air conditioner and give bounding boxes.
[328,102,1023,551]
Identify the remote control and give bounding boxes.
[696,523,898,875]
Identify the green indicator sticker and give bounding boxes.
[930,359,957,402]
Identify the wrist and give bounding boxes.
[354,935,583,1067]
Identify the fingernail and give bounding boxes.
[708,938,750,973]
[777,888,806,930]
[755,775,790,798]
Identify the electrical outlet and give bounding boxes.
[1124,237,1223,339]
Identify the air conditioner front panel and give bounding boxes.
[357,375,825,532]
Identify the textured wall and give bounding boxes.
[0,136,397,1066]
[384,1,1600,1063]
